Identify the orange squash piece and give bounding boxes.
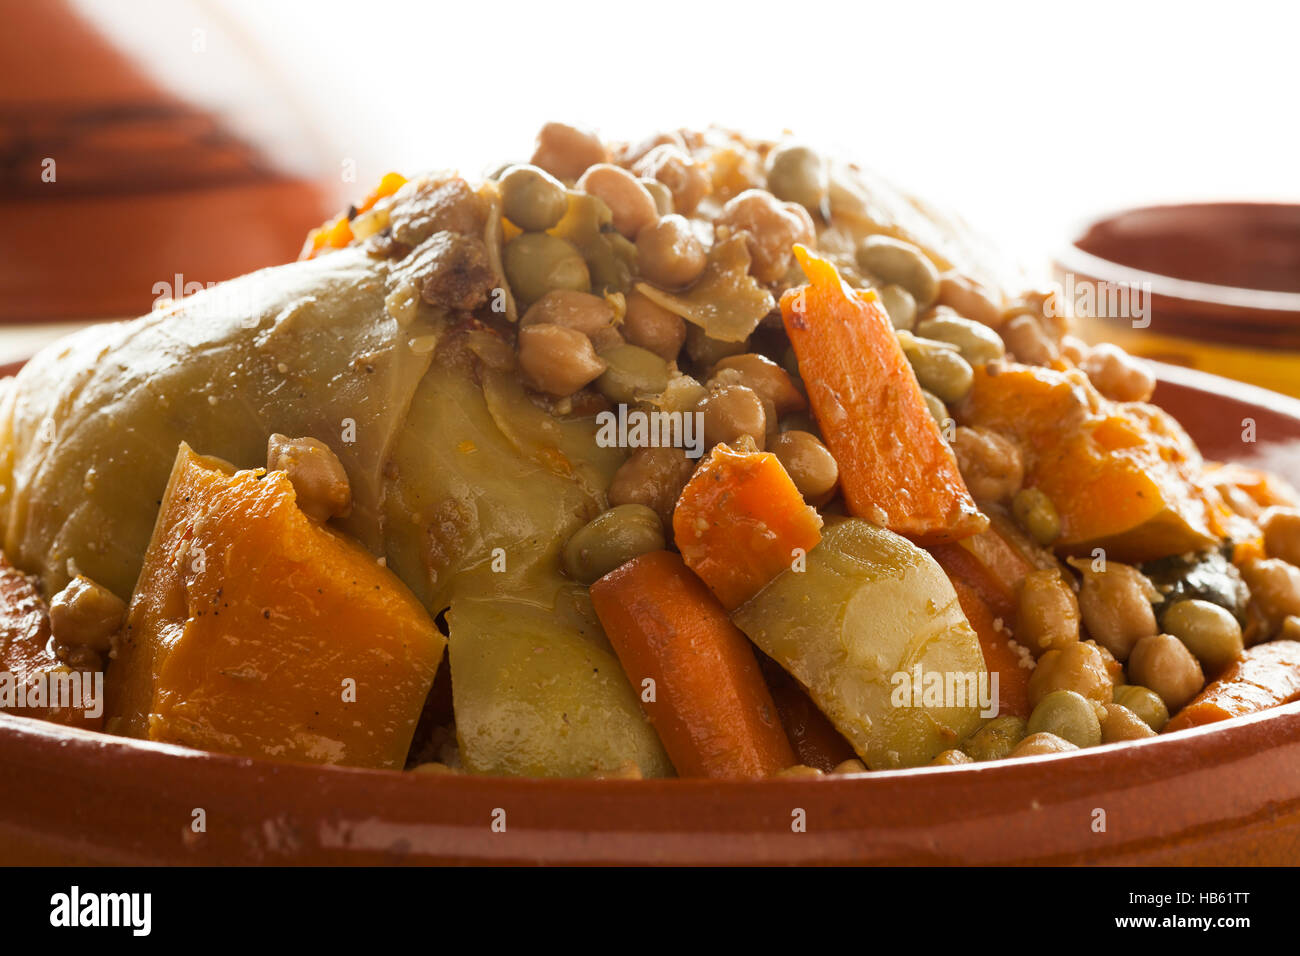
[963,362,1219,563]
[0,554,103,730]
[105,444,444,769]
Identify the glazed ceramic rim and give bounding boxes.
[1056,202,1300,315]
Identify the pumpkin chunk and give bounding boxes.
[105,444,444,769]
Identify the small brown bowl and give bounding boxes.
[1056,203,1300,397]
[2,363,1300,865]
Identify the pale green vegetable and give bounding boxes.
[0,248,438,600]
[448,592,672,778]
[731,518,987,769]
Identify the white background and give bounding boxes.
[76,0,1300,275]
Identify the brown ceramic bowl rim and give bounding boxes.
[1056,202,1300,316]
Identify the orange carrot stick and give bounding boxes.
[757,654,857,771]
[590,551,796,778]
[1166,640,1300,732]
[780,246,985,544]
[672,442,823,611]
[949,578,1031,719]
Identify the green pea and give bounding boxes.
[902,336,974,404]
[916,312,1006,367]
[1027,689,1101,748]
[877,283,917,331]
[856,236,940,308]
[1013,487,1061,545]
[961,715,1028,761]
[1112,685,1170,732]
[503,233,590,308]
[562,505,665,585]
[596,344,670,404]
[921,389,949,427]
[500,165,569,232]
[1162,599,1244,674]
[766,144,826,213]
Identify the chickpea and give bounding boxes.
[608,446,697,527]
[1162,599,1244,675]
[1016,569,1081,657]
[530,121,607,182]
[709,353,805,416]
[831,758,868,774]
[520,289,616,339]
[267,434,352,522]
[1010,732,1079,757]
[931,748,975,766]
[49,575,126,653]
[577,164,659,239]
[1060,335,1089,365]
[1069,557,1159,661]
[498,164,568,232]
[623,290,686,361]
[936,272,1003,328]
[632,144,710,216]
[635,214,706,288]
[1027,641,1113,710]
[1003,287,1070,339]
[714,189,815,284]
[1000,314,1059,366]
[877,284,917,330]
[1082,342,1156,403]
[516,323,607,397]
[1012,487,1061,546]
[1239,557,1300,636]
[1100,702,1157,743]
[766,143,826,214]
[951,426,1023,503]
[1261,506,1300,566]
[770,430,839,501]
[1127,633,1205,712]
[618,131,686,167]
[774,765,825,778]
[699,384,767,450]
[855,236,940,308]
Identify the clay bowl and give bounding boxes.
[1055,202,1300,397]
[2,363,1300,865]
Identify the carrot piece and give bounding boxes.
[931,522,1039,622]
[671,442,823,611]
[590,551,795,778]
[757,654,857,771]
[780,246,985,544]
[949,578,1031,719]
[1166,640,1300,732]
[301,171,408,259]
